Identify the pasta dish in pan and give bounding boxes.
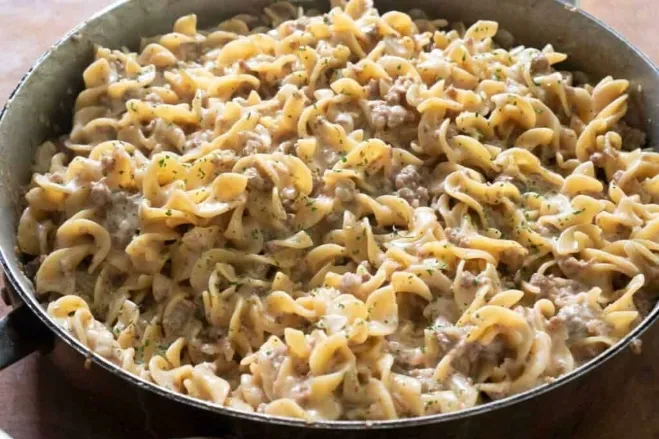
[17,0,658,421]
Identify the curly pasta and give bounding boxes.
[18,0,657,421]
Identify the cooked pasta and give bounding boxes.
[17,0,658,421]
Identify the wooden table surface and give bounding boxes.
[0,1,658,438]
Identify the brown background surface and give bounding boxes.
[0,1,658,438]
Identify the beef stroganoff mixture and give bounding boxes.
[18,0,659,420]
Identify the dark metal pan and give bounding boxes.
[0,0,657,437]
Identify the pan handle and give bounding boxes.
[0,299,54,371]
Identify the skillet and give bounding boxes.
[0,0,657,437]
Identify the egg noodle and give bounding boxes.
[17,0,658,421]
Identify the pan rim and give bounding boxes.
[1,0,658,430]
